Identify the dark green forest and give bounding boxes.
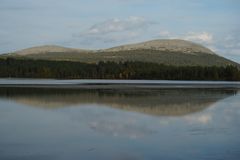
[0,58,240,81]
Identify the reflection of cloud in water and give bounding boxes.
[89,120,156,139]
[183,94,240,136]
[184,114,212,124]
[63,104,158,139]
[182,95,239,126]
[0,88,237,117]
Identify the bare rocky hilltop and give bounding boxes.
[13,45,89,55]
[1,39,239,67]
[104,39,215,54]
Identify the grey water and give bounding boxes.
[0,80,240,159]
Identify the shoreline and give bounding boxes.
[0,79,240,89]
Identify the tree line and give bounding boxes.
[0,58,240,81]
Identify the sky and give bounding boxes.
[0,0,240,62]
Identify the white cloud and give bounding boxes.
[183,32,213,44]
[71,16,154,47]
[82,16,149,35]
[156,30,214,44]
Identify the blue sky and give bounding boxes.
[0,0,240,62]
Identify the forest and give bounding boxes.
[0,58,240,81]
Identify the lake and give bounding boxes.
[0,80,240,160]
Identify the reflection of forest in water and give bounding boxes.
[0,87,238,116]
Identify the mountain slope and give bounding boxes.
[105,39,215,54]
[12,45,90,55]
[1,39,239,67]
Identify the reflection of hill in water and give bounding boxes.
[0,88,237,116]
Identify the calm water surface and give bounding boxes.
[0,84,240,159]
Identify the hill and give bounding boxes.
[104,39,214,54]
[1,39,239,67]
[12,45,90,55]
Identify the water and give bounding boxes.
[0,79,240,86]
[0,81,240,159]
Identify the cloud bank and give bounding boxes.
[72,16,154,45]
